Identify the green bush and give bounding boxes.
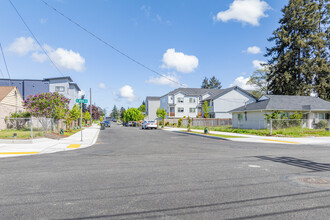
[178,118,182,127]
[315,120,329,129]
[165,122,170,126]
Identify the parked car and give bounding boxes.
[128,122,132,127]
[112,119,117,122]
[142,121,157,129]
[103,120,111,127]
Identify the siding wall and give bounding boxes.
[146,99,160,121]
[213,89,256,119]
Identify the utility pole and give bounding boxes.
[80,101,83,141]
[90,88,92,124]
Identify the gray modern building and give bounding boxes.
[146,96,160,121]
[0,76,81,109]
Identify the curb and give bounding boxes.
[173,131,230,141]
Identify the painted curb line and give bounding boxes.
[173,131,230,141]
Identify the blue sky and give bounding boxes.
[0,0,287,113]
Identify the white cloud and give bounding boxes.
[214,0,271,26]
[98,83,107,89]
[161,48,199,73]
[146,74,183,88]
[252,59,266,69]
[116,85,137,102]
[245,46,261,54]
[230,76,257,90]
[9,37,86,72]
[8,37,38,56]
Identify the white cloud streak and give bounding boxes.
[116,85,137,102]
[98,83,107,89]
[8,37,85,72]
[146,74,183,88]
[252,59,266,69]
[161,48,199,73]
[245,46,261,54]
[230,76,257,90]
[214,0,271,26]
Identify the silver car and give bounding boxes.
[142,121,157,129]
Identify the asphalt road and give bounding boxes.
[1,124,330,220]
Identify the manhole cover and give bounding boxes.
[284,175,330,189]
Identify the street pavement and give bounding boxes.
[1,124,330,219]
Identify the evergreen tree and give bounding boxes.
[265,0,329,98]
[111,105,119,119]
[120,107,126,121]
[201,76,222,89]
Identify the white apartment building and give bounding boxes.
[159,87,256,119]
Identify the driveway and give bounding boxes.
[1,124,330,219]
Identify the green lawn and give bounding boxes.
[180,126,330,137]
[0,129,45,139]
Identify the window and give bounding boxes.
[189,98,195,103]
[245,112,247,121]
[177,97,184,103]
[189,108,196,113]
[238,114,243,120]
[178,107,184,113]
[55,86,65,92]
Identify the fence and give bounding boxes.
[233,119,330,135]
[0,117,56,139]
[164,118,232,128]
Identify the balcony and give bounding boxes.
[167,112,175,117]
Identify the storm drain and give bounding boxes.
[284,175,330,189]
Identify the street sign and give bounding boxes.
[76,99,88,103]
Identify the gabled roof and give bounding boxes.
[163,88,225,97]
[146,96,160,101]
[231,95,330,112]
[0,86,19,102]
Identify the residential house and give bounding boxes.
[145,96,160,121]
[159,86,256,119]
[230,95,330,129]
[0,77,81,109]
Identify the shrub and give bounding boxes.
[178,118,182,127]
[315,120,329,129]
[165,122,170,126]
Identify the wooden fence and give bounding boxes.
[165,118,232,127]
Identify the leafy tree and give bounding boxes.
[87,105,101,120]
[202,101,211,118]
[23,92,70,118]
[84,111,91,121]
[138,104,146,113]
[142,100,146,106]
[201,76,222,89]
[70,104,81,122]
[156,108,167,127]
[265,0,329,98]
[124,108,144,122]
[247,68,270,99]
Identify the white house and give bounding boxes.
[230,95,330,129]
[159,86,256,119]
[146,96,160,121]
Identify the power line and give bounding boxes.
[0,43,11,79]
[8,0,65,77]
[39,0,185,87]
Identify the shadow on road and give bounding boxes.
[255,156,330,172]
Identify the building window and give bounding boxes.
[244,112,247,121]
[177,97,184,103]
[189,108,196,113]
[55,86,65,92]
[238,114,243,120]
[178,107,184,113]
[189,98,195,103]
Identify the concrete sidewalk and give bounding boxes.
[0,124,100,158]
[163,127,330,146]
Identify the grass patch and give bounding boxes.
[181,126,330,137]
[0,129,45,139]
[189,131,247,138]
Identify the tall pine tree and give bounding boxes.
[265,0,329,99]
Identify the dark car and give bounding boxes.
[103,121,111,127]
